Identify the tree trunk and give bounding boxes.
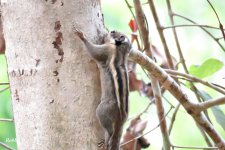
[0,14,5,54]
[2,0,105,149]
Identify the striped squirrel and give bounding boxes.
[75,29,131,150]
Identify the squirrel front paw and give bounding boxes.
[74,28,86,41]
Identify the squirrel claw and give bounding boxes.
[74,28,86,41]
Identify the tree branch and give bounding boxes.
[134,1,171,149]
[133,0,150,53]
[198,96,225,111]
[129,49,225,148]
[148,0,175,69]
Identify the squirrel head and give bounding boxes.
[109,30,131,54]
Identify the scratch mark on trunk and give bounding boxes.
[15,89,20,102]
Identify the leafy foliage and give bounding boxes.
[189,58,223,79]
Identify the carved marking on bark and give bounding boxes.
[52,0,57,4]
[11,70,16,77]
[53,70,59,76]
[30,69,37,76]
[35,59,40,67]
[91,0,99,7]
[18,69,24,76]
[52,21,64,63]
[54,21,61,31]
[10,69,37,77]
[15,89,20,102]
[49,99,54,104]
[45,0,57,4]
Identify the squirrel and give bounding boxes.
[75,29,131,150]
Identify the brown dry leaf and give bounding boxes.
[121,116,150,150]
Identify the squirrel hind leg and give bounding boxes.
[96,106,114,149]
[97,124,113,150]
[108,123,123,150]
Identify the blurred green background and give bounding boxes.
[0,0,225,149]
[0,55,17,150]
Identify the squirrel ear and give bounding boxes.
[119,35,125,42]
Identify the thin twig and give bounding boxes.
[197,124,214,147]
[163,24,224,30]
[120,106,173,147]
[166,0,202,105]
[133,0,150,53]
[212,83,225,90]
[168,104,180,134]
[165,69,225,95]
[127,100,154,122]
[173,13,225,52]
[216,37,224,41]
[0,82,9,85]
[172,144,218,149]
[0,87,9,93]
[148,0,175,69]
[0,142,14,150]
[0,118,14,122]
[137,100,155,117]
[124,0,143,48]
[206,0,225,41]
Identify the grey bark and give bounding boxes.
[2,0,105,149]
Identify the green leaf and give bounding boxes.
[199,90,225,131]
[189,58,223,79]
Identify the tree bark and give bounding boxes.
[0,14,5,54]
[2,0,105,149]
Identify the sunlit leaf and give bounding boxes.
[189,58,223,79]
